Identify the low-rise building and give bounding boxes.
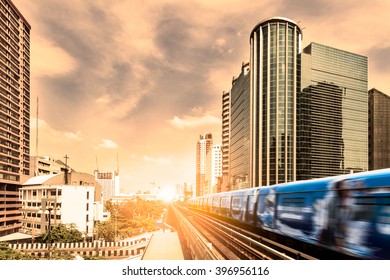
[19,172,106,240]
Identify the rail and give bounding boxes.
[173,203,317,260]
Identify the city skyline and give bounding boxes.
[13,0,390,193]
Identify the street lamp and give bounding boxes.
[38,204,60,259]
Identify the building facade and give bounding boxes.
[221,91,230,192]
[368,88,390,170]
[249,17,302,187]
[205,144,222,194]
[94,170,120,201]
[196,133,212,196]
[299,42,368,179]
[20,172,104,240]
[0,0,31,236]
[229,62,250,190]
[30,155,73,176]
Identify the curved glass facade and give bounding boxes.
[250,17,302,187]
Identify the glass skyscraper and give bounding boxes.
[368,88,390,170]
[229,62,250,190]
[249,17,302,187]
[299,43,368,179]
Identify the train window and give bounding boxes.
[354,197,375,221]
[232,196,242,209]
[356,197,375,205]
[247,195,255,213]
[282,197,305,206]
[377,197,390,206]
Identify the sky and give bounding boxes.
[12,0,390,194]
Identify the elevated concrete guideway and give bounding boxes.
[141,231,184,260]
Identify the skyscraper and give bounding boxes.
[221,91,230,192]
[196,133,212,196]
[368,88,390,170]
[299,42,368,178]
[0,0,31,236]
[229,62,250,190]
[249,17,302,187]
[205,144,222,194]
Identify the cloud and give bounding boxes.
[17,0,390,193]
[95,139,119,150]
[64,131,83,141]
[30,117,83,142]
[143,156,171,165]
[169,115,221,129]
[31,36,78,77]
[368,45,390,72]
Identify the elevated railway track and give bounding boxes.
[171,203,317,260]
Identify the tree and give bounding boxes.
[96,199,167,241]
[0,242,38,260]
[42,223,84,243]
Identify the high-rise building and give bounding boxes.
[94,170,120,201]
[0,0,31,236]
[249,17,302,187]
[229,62,250,190]
[299,42,368,178]
[221,91,230,192]
[196,133,212,196]
[205,144,222,194]
[368,88,390,170]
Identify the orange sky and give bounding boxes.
[12,0,390,193]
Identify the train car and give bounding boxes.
[188,168,390,259]
[269,169,390,259]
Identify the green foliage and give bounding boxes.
[82,254,107,260]
[47,248,75,260]
[96,199,167,241]
[0,242,39,260]
[42,223,84,243]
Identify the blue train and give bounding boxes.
[188,168,390,259]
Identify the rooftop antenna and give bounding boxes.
[116,153,119,172]
[96,156,99,171]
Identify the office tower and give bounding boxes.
[196,133,212,196]
[368,88,390,170]
[299,42,368,179]
[229,62,250,190]
[221,90,230,192]
[0,0,30,236]
[249,17,302,187]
